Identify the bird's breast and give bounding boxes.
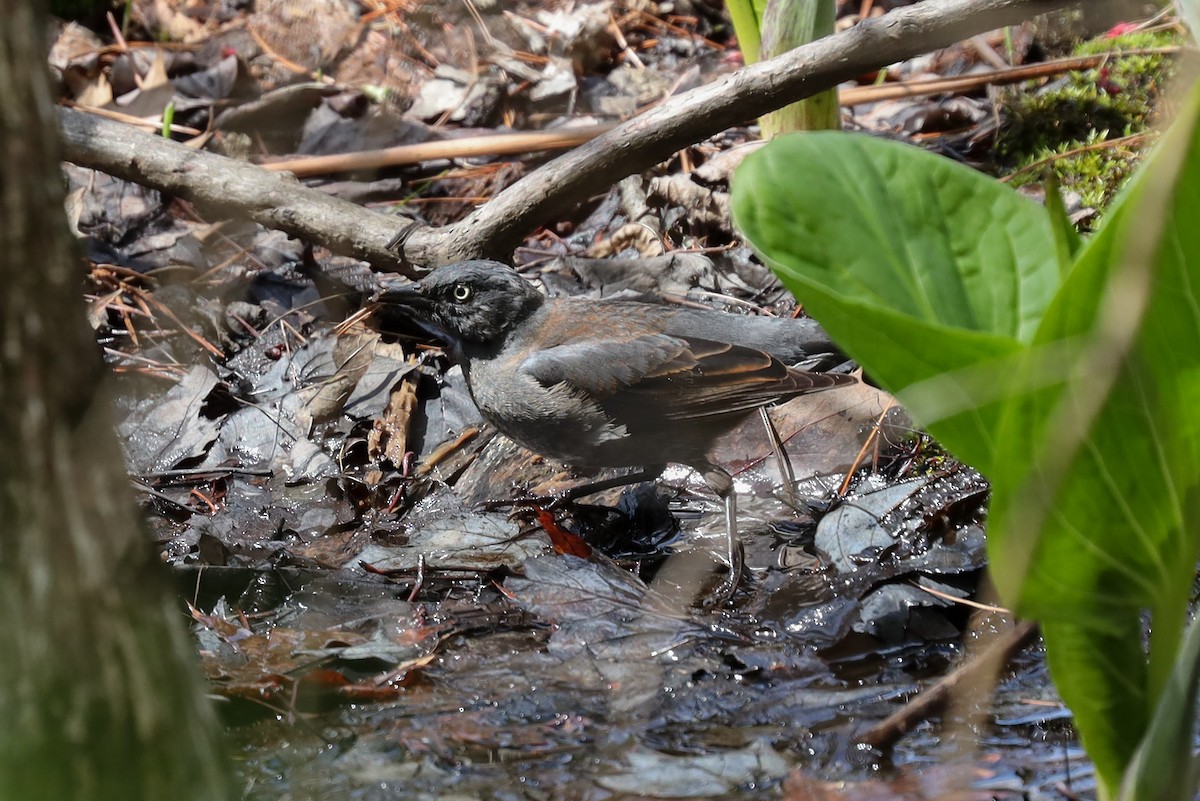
[463,357,629,466]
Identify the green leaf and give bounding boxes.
[734,84,1200,800]
[1044,172,1083,269]
[1119,613,1200,801]
[986,80,1200,625]
[984,80,1200,796]
[732,132,1063,468]
[725,0,767,64]
[733,133,1062,341]
[1044,618,1150,798]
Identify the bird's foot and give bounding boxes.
[700,536,745,608]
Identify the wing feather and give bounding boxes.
[520,333,851,422]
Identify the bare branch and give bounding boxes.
[399,0,1079,265]
[58,108,412,273]
[59,0,1080,276]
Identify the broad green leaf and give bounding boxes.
[986,80,1200,796]
[734,132,1063,344]
[1044,618,1150,797]
[732,86,1200,801]
[1119,612,1200,801]
[743,250,1027,470]
[987,80,1200,623]
[733,132,1063,468]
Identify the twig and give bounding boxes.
[63,100,203,136]
[262,124,617,177]
[839,399,893,495]
[395,0,1082,265]
[857,618,1039,752]
[914,580,1012,613]
[998,131,1151,182]
[60,0,1082,274]
[840,47,1178,105]
[609,9,645,70]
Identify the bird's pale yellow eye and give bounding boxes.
[452,284,472,302]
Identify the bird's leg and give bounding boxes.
[695,463,743,570]
[759,407,798,509]
[693,462,745,605]
[719,489,744,574]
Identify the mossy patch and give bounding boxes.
[995,28,1179,215]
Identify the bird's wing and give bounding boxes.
[632,337,849,420]
[522,334,848,421]
[520,333,699,393]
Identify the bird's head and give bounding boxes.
[374,260,545,350]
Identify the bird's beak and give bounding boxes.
[370,281,447,341]
[373,282,432,312]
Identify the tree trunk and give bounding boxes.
[0,2,233,798]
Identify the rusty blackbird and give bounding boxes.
[375,259,855,573]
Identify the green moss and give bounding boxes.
[995,28,1178,215]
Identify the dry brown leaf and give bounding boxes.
[301,322,379,425]
[368,353,420,467]
[588,221,663,258]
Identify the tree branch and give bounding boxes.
[60,0,1079,276]
[59,108,410,274]
[399,0,1079,266]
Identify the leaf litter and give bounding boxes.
[47,0,1168,796]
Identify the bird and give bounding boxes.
[373,259,855,583]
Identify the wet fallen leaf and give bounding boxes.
[535,507,594,557]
